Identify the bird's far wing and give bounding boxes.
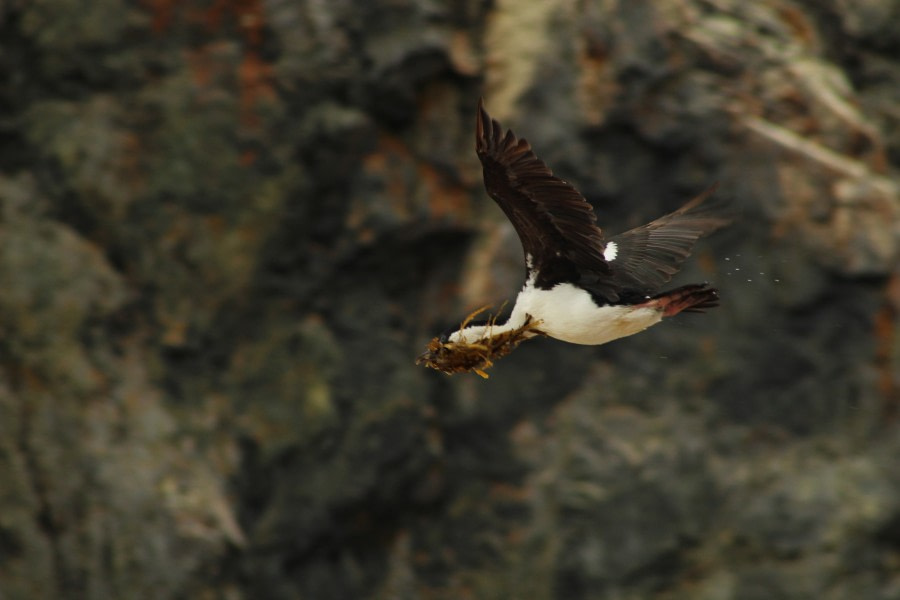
[475,99,609,278]
[605,184,731,294]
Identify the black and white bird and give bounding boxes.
[444,99,731,348]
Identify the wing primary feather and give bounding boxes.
[606,184,731,293]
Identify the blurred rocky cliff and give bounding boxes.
[1,0,899,598]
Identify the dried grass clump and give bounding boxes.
[416,306,544,378]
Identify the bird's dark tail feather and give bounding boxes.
[651,283,720,317]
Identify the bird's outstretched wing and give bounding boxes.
[475,99,610,283]
[605,184,731,296]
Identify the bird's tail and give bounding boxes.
[650,283,720,317]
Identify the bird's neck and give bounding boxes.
[447,311,528,344]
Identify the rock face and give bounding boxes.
[1,1,899,598]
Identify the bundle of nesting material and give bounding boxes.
[416,307,544,378]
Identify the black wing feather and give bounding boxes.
[475,99,609,284]
[606,184,731,294]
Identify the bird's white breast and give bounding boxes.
[510,281,662,346]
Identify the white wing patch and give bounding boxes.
[603,241,618,262]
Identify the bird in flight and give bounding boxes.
[418,99,731,376]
